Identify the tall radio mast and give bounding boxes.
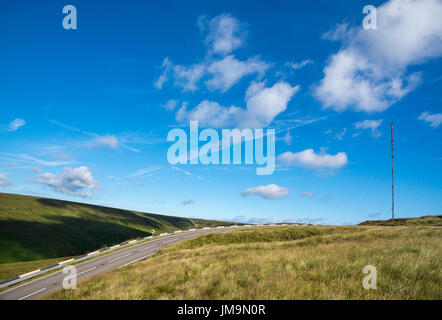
[391,122,395,220]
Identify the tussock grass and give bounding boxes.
[45,225,441,300]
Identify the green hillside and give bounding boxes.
[0,193,231,264]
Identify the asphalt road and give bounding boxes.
[0,228,232,300]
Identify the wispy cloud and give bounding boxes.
[50,120,143,152]
[1,118,26,132]
[354,119,383,138]
[0,173,14,187]
[0,152,76,167]
[418,111,442,128]
[181,199,195,206]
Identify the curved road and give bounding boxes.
[0,228,233,300]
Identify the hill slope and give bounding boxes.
[45,224,441,300]
[0,193,230,264]
[359,215,442,226]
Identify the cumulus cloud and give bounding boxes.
[418,111,442,127]
[0,174,14,187]
[243,81,299,128]
[206,55,269,92]
[30,166,100,198]
[278,149,348,170]
[200,13,246,55]
[315,0,442,112]
[354,119,383,137]
[155,14,270,93]
[177,81,299,128]
[241,184,290,200]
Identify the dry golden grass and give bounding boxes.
[44,225,441,300]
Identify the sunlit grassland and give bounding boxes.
[45,223,441,300]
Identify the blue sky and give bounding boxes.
[0,0,441,225]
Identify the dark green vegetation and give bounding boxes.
[359,215,442,226]
[0,193,230,266]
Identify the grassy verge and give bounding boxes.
[44,225,442,300]
[0,256,73,282]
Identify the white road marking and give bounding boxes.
[18,287,46,300]
[121,254,152,267]
[108,253,131,263]
[65,266,97,281]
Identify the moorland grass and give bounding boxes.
[45,223,441,300]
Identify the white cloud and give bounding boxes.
[287,59,313,70]
[241,184,290,200]
[0,174,14,187]
[155,58,205,92]
[30,166,100,198]
[6,118,26,132]
[155,14,270,93]
[354,119,383,137]
[161,99,178,111]
[206,55,269,92]
[300,191,315,198]
[278,149,348,170]
[156,55,269,93]
[89,135,119,150]
[154,74,168,90]
[243,81,299,128]
[154,58,171,89]
[200,13,245,55]
[177,81,299,128]
[171,63,206,92]
[176,100,241,128]
[283,131,292,146]
[418,111,442,128]
[315,0,442,112]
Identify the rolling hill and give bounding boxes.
[359,215,442,226]
[0,192,232,265]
